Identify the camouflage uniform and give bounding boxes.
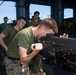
[6,27,34,75]
[22,65,29,75]
[5,58,29,75]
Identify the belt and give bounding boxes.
[7,57,19,60]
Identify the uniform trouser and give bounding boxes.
[5,58,29,75]
[30,72,44,75]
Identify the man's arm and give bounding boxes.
[19,46,40,65]
[0,33,8,51]
[19,43,43,65]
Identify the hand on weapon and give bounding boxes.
[38,34,76,52]
[60,33,69,38]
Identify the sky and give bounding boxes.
[0,1,73,23]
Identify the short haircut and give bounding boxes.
[34,11,40,15]
[39,18,58,33]
[17,17,26,21]
[13,17,26,25]
[4,17,8,20]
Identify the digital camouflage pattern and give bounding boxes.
[5,58,29,75]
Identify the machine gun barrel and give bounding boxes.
[38,34,76,52]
